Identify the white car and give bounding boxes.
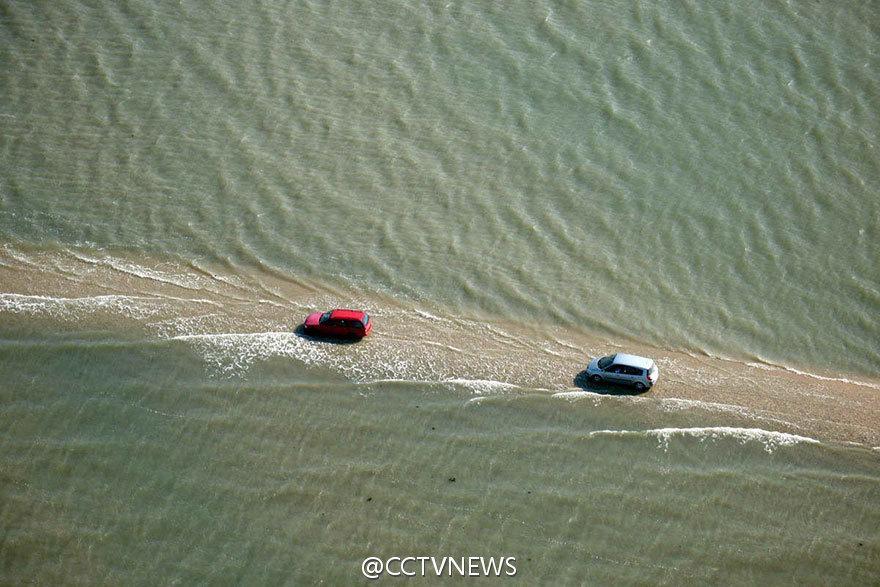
[586,353,659,392]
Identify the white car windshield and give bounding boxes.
[597,355,615,369]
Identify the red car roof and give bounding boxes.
[329,309,367,321]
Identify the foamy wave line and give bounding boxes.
[659,398,751,415]
[168,331,321,377]
[656,398,795,426]
[747,362,880,390]
[168,329,528,389]
[442,378,518,394]
[691,349,880,390]
[421,340,464,353]
[71,252,206,291]
[680,349,880,390]
[357,378,420,386]
[550,390,608,406]
[588,427,819,453]
[552,390,596,400]
[415,309,445,322]
[358,378,518,394]
[0,293,164,319]
[0,292,219,319]
[169,331,455,383]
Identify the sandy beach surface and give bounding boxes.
[2,246,877,448]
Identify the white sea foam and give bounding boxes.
[776,365,880,390]
[588,427,819,453]
[415,309,444,322]
[0,293,169,320]
[658,397,751,415]
[257,298,287,308]
[170,330,451,382]
[551,338,585,353]
[480,324,521,345]
[552,390,594,400]
[356,378,422,387]
[0,292,222,324]
[744,359,880,390]
[146,313,228,339]
[539,345,568,358]
[656,398,799,428]
[419,340,464,353]
[745,361,774,371]
[550,391,609,408]
[443,378,517,394]
[169,331,314,376]
[70,253,208,291]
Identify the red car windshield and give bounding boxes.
[319,311,332,324]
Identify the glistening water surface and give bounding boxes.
[1,0,878,583]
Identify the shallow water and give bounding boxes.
[1,0,879,583]
[2,332,878,584]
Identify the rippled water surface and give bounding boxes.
[1,0,878,583]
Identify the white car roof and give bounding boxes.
[613,353,654,369]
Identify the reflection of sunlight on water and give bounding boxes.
[586,427,819,454]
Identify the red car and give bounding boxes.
[302,308,372,339]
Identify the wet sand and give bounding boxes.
[2,245,878,447]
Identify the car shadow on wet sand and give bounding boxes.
[293,324,364,345]
[573,370,650,396]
